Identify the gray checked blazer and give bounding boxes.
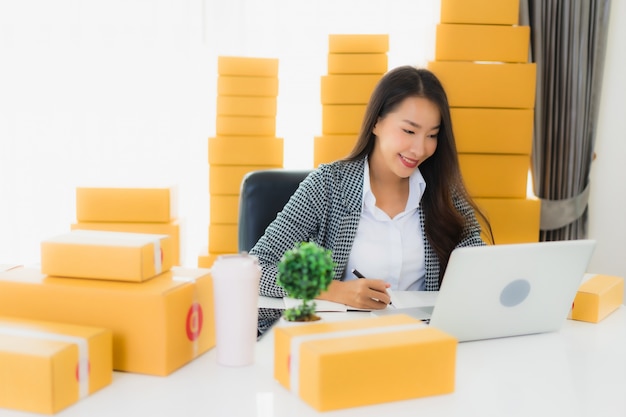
[250,158,485,301]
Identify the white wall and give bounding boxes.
[587,0,626,295]
[0,0,212,267]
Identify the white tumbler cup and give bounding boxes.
[211,253,261,366]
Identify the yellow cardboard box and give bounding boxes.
[210,195,240,224]
[76,186,177,223]
[216,96,277,117]
[217,75,279,97]
[440,0,519,25]
[0,316,112,414]
[70,220,181,266]
[210,165,280,195]
[216,115,276,137]
[320,74,381,104]
[217,56,278,77]
[427,61,537,109]
[452,108,533,155]
[569,275,624,323]
[327,53,388,74]
[328,34,389,53]
[459,154,530,198]
[322,104,366,135]
[41,230,174,282]
[197,249,220,269]
[274,314,457,411]
[474,197,541,244]
[208,224,238,253]
[208,136,284,166]
[313,135,357,167]
[0,266,215,376]
[436,24,530,63]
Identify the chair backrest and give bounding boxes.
[238,169,312,253]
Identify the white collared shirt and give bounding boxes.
[344,160,427,290]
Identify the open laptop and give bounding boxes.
[374,239,597,342]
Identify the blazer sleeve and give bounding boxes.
[249,170,326,297]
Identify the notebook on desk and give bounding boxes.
[373,239,597,342]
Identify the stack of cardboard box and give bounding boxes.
[428,0,541,244]
[71,186,182,266]
[314,34,388,167]
[199,56,283,268]
[0,229,215,413]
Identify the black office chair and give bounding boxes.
[238,169,312,253]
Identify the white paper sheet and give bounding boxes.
[258,291,439,312]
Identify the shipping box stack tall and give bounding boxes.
[199,56,282,268]
[71,186,182,265]
[428,0,541,244]
[314,34,388,167]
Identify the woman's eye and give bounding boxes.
[428,133,439,139]
[402,129,415,135]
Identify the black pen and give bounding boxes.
[351,268,392,305]
[351,268,365,279]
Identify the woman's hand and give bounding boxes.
[317,279,391,310]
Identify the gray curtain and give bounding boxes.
[520,0,611,241]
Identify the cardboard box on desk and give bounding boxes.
[41,230,174,282]
[70,220,182,266]
[0,266,215,376]
[76,186,177,223]
[0,316,112,414]
[569,274,624,323]
[274,314,457,411]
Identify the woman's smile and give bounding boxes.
[399,154,419,168]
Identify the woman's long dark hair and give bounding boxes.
[344,66,493,281]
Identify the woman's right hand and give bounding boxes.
[317,278,391,310]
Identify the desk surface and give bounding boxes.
[2,308,625,417]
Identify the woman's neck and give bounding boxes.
[368,156,410,218]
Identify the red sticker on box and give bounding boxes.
[75,360,91,381]
[186,302,203,341]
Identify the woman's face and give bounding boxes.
[371,96,440,179]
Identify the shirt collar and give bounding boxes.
[363,157,426,212]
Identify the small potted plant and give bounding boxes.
[277,241,335,322]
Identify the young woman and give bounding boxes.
[250,66,492,332]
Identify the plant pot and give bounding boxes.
[277,314,322,327]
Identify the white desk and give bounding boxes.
[2,308,625,417]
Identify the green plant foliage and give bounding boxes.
[277,241,335,321]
